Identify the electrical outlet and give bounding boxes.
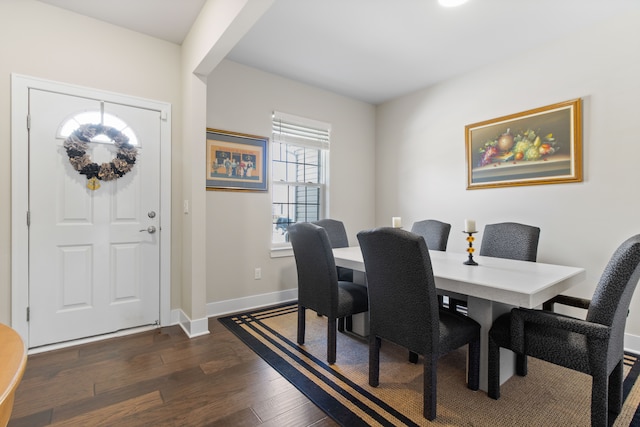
[254,268,262,280]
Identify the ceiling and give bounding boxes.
[38,0,640,104]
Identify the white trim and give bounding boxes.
[11,75,30,341]
[158,97,172,331]
[625,333,640,355]
[270,247,294,258]
[10,73,172,346]
[174,309,210,338]
[22,288,640,355]
[272,111,331,133]
[206,288,298,318]
[27,325,159,355]
[26,287,298,353]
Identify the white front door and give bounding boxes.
[27,88,161,347]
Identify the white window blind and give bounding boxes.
[272,111,330,150]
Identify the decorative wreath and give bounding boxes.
[63,123,138,182]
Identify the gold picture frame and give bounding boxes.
[465,99,582,190]
[206,128,268,191]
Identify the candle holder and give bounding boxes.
[463,231,478,266]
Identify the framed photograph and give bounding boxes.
[206,128,268,191]
[465,99,582,190]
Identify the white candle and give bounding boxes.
[392,217,402,228]
[464,219,476,233]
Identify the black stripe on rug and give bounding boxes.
[220,303,417,426]
[219,303,640,427]
[238,307,417,426]
[624,352,640,426]
[219,304,372,426]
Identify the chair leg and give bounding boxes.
[423,353,437,420]
[369,336,381,387]
[327,317,337,364]
[338,317,345,332]
[591,371,609,427]
[488,334,501,399]
[608,359,624,416]
[516,354,528,376]
[467,336,480,391]
[297,305,306,345]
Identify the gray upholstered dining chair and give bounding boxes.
[288,222,369,365]
[312,219,353,282]
[411,219,452,310]
[488,234,640,427]
[410,219,451,251]
[450,222,541,315]
[406,218,453,356]
[479,222,541,262]
[357,227,480,421]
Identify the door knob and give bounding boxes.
[140,226,157,234]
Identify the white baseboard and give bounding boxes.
[169,288,297,337]
[173,309,210,338]
[206,288,298,318]
[625,333,640,355]
[167,289,640,355]
[27,325,159,355]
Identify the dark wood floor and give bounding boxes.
[8,316,339,426]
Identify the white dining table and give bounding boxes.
[332,246,586,391]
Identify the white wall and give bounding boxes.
[4,0,639,345]
[376,10,640,337]
[178,0,272,335]
[0,0,182,325]
[205,60,376,307]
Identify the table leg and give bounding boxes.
[350,270,369,336]
[349,273,516,391]
[466,297,515,391]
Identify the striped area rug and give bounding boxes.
[219,303,640,426]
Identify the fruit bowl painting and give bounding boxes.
[465,99,583,190]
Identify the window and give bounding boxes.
[58,111,139,146]
[271,112,330,245]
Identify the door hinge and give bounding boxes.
[27,114,30,130]
[27,307,30,322]
[26,211,30,227]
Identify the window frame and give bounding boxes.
[58,111,140,146]
[270,112,330,252]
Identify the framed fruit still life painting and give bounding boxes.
[465,99,582,190]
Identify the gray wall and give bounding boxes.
[0,0,183,325]
[206,60,376,307]
[375,9,640,341]
[4,0,640,349]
